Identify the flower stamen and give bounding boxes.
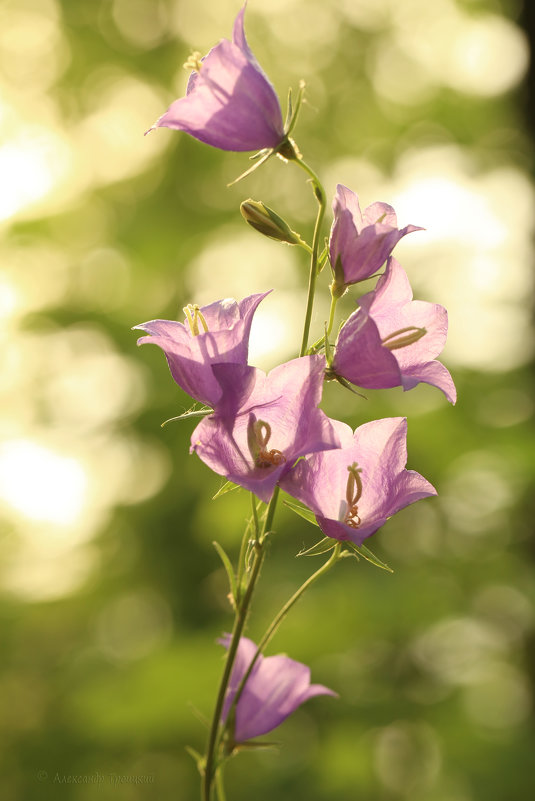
[183,51,203,73]
[247,418,286,469]
[382,326,426,351]
[344,462,363,528]
[183,304,209,336]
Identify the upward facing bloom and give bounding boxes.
[332,258,457,403]
[329,184,422,295]
[134,291,269,408]
[146,5,285,152]
[281,417,436,546]
[220,634,336,743]
[190,355,340,502]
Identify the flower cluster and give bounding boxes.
[139,2,457,777]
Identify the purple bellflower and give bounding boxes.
[134,291,269,408]
[329,184,422,295]
[219,634,336,743]
[280,417,436,546]
[190,355,340,502]
[331,258,456,403]
[146,5,285,152]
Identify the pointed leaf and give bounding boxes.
[185,746,205,775]
[161,407,212,427]
[345,541,394,573]
[283,498,319,527]
[212,480,242,500]
[297,537,336,557]
[213,541,238,605]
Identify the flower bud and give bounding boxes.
[240,199,306,246]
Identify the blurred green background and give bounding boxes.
[1,0,534,799]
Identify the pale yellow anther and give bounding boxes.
[183,304,209,336]
[183,51,203,73]
[382,326,426,351]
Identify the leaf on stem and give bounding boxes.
[297,537,337,557]
[213,541,238,606]
[345,541,394,573]
[212,481,242,500]
[161,406,213,427]
[283,498,318,526]
[185,746,206,776]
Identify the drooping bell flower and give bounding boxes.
[146,5,285,152]
[219,634,336,744]
[331,258,456,402]
[329,184,422,296]
[134,291,270,408]
[280,416,436,546]
[190,355,340,502]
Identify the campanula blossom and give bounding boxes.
[146,5,285,152]
[219,634,336,743]
[190,355,340,502]
[280,417,436,546]
[329,184,422,295]
[331,258,457,403]
[134,291,270,408]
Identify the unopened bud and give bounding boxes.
[240,199,306,246]
[382,326,426,351]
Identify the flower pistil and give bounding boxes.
[247,418,286,469]
[183,304,209,336]
[343,462,363,529]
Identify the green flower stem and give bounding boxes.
[294,158,327,357]
[202,488,280,801]
[215,764,227,801]
[226,542,342,723]
[326,294,338,338]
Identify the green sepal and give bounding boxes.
[234,740,280,752]
[212,541,238,606]
[297,537,337,557]
[345,541,394,573]
[185,746,205,776]
[212,480,242,500]
[283,498,318,526]
[161,406,212,427]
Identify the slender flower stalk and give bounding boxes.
[293,157,327,357]
[226,542,342,724]
[202,488,280,801]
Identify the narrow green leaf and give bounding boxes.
[346,541,394,573]
[283,498,318,527]
[161,407,212,427]
[297,537,336,557]
[185,746,205,775]
[212,480,242,500]
[212,541,238,604]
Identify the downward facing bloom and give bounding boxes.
[331,258,456,403]
[134,291,269,408]
[190,355,340,502]
[280,417,436,546]
[146,5,285,152]
[329,184,422,295]
[220,634,336,743]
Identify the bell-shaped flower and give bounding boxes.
[329,184,422,295]
[219,634,336,743]
[134,291,270,408]
[280,417,436,546]
[190,355,340,502]
[331,258,456,403]
[146,5,285,152]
